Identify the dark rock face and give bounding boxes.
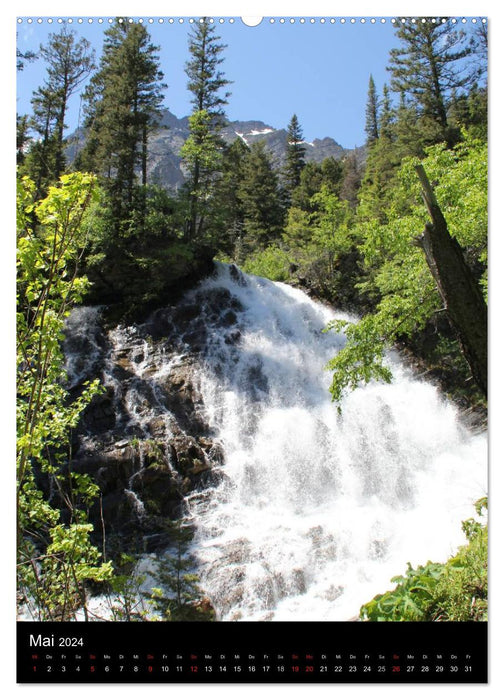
[65,281,243,556]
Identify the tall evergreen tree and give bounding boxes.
[26,86,59,193]
[212,137,250,255]
[387,18,474,146]
[25,28,95,193]
[365,75,379,145]
[81,19,165,232]
[394,91,425,157]
[284,114,306,194]
[378,84,395,140]
[182,18,231,241]
[340,152,362,209]
[238,142,285,254]
[41,28,95,179]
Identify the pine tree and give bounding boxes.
[41,28,95,179]
[25,86,59,194]
[16,115,30,166]
[387,18,474,146]
[183,18,231,241]
[290,161,324,212]
[284,114,306,194]
[238,142,285,254]
[395,92,426,157]
[81,19,165,232]
[365,75,379,145]
[16,46,37,71]
[212,137,250,256]
[148,520,214,621]
[378,84,395,140]
[340,152,362,209]
[25,28,95,193]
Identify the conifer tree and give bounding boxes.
[16,46,37,72]
[395,92,426,157]
[378,84,395,140]
[26,87,59,194]
[238,142,285,253]
[16,115,30,166]
[81,19,165,233]
[25,28,95,193]
[365,75,379,145]
[387,18,474,146]
[340,152,362,209]
[182,18,231,241]
[284,114,306,194]
[212,137,250,255]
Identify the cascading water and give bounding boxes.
[61,263,487,623]
[180,264,487,621]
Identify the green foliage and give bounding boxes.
[388,20,475,146]
[80,19,165,230]
[241,244,291,282]
[82,182,213,313]
[185,17,231,119]
[212,137,250,256]
[326,134,487,407]
[237,142,286,254]
[325,317,393,406]
[148,520,215,621]
[365,75,379,145]
[22,27,95,194]
[360,561,444,621]
[105,554,152,621]
[17,173,113,621]
[182,110,223,177]
[180,109,224,244]
[283,114,306,195]
[360,500,488,621]
[183,17,231,242]
[280,185,360,301]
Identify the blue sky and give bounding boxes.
[16,14,487,148]
[16,16,406,148]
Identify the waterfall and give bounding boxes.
[179,264,487,621]
[61,263,487,623]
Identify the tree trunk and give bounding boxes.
[414,164,487,397]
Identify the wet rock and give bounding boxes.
[224,330,241,345]
[64,284,238,558]
[130,467,180,518]
[81,386,116,432]
[73,444,138,493]
[198,438,225,465]
[221,310,237,327]
[181,477,192,494]
[146,416,169,439]
[229,264,247,286]
[189,459,209,476]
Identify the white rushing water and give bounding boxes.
[182,264,487,621]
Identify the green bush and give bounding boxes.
[359,498,487,621]
[241,244,291,281]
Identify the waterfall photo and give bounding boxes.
[15,12,488,684]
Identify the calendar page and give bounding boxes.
[15,10,488,684]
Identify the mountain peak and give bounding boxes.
[70,108,360,190]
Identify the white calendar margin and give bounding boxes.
[3,2,501,699]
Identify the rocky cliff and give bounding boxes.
[64,268,247,557]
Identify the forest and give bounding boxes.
[16,17,488,623]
